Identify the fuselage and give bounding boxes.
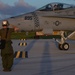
[0,2,75,34]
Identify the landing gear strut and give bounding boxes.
[56,31,69,51]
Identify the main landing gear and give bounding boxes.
[56,31,69,51]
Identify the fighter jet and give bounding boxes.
[1,2,75,50]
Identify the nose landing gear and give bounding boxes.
[59,43,69,50]
[56,31,69,51]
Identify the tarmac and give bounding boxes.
[0,39,75,75]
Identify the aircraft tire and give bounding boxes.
[62,43,69,50]
[58,44,63,50]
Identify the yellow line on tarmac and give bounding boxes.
[16,51,20,58]
[22,51,25,58]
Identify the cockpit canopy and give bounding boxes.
[38,2,75,11]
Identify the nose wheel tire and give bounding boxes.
[58,44,63,50]
[62,43,69,50]
[58,43,69,50]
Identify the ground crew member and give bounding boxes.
[0,20,19,72]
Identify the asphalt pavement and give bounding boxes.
[0,39,75,75]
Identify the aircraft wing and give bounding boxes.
[42,15,75,19]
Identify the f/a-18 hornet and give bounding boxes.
[1,2,75,50]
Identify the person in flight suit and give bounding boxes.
[0,20,19,72]
[53,4,59,11]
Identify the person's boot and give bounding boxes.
[3,68,11,72]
